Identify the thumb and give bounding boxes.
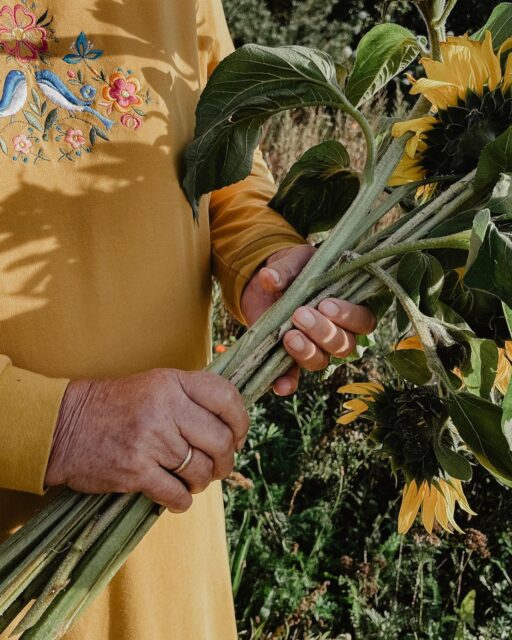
[259,245,316,293]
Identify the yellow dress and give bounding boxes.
[0,1,303,637]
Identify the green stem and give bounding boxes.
[364,262,451,390]
[310,232,470,292]
[334,88,376,183]
[433,0,458,29]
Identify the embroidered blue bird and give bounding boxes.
[0,71,28,118]
[35,69,115,130]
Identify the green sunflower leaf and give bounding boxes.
[502,383,512,452]
[395,251,444,333]
[473,3,512,49]
[464,220,512,308]
[433,440,473,481]
[269,141,360,237]
[488,173,512,217]
[448,392,512,484]
[474,126,512,193]
[460,338,499,399]
[182,44,345,219]
[387,349,432,385]
[345,23,420,107]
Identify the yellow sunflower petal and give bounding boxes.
[495,348,511,395]
[449,478,477,516]
[396,335,423,351]
[388,154,427,187]
[421,483,438,534]
[410,77,459,111]
[337,382,383,395]
[337,410,363,425]
[398,480,426,534]
[433,489,451,532]
[503,48,512,93]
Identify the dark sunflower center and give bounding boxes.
[421,86,512,177]
[370,386,449,481]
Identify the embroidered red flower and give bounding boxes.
[120,113,143,130]
[65,129,86,150]
[102,72,143,114]
[0,4,48,64]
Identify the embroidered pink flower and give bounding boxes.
[0,4,48,64]
[120,113,143,130]
[65,128,86,150]
[13,133,32,154]
[102,72,143,113]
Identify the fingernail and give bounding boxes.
[289,334,305,352]
[295,308,315,329]
[274,378,294,396]
[320,300,339,318]
[266,268,281,286]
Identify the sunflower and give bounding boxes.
[338,381,474,534]
[390,31,512,187]
[398,478,475,534]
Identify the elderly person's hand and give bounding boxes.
[241,245,376,396]
[45,369,249,513]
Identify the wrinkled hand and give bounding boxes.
[241,245,376,396]
[45,369,249,513]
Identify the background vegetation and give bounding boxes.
[217,2,512,638]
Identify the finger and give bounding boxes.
[283,329,330,372]
[172,448,214,495]
[317,299,377,335]
[173,401,236,481]
[273,364,300,396]
[259,245,316,293]
[292,307,356,358]
[140,466,193,513]
[178,371,250,448]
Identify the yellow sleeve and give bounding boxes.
[199,0,305,324]
[0,355,68,494]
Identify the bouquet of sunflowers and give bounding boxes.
[2,0,512,637]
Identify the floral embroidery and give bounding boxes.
[0,3,48,64]
[12,130,30,152]
[120,113,143,130]
[0,2,157,164]
[64,128,85,150]
[101,72,143,114]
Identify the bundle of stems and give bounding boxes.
[0,5,479,637]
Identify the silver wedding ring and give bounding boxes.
[172,445,193,475]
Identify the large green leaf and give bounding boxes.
[488,173,512,218]
[395,251,444,333]
[387,349,431,385]
[269,141,360,237]
[461,338,498,399]
[433,440,473,481]
[345,23,420,107]
[473,3,512,49]
[183,45,344,218]
[474,126,512,193]
[502,383,512,451]
[464,221,512,308]
[448,393,512,483]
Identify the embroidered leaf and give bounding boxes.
[76,32,88,57]
[63,54,82,64]
[29,102,40,116]
[44,109,58,132]
[78,69,84,84]
[36,9,48,25]
[92,127,109,142]
[89,128,97,146]
[132,108,145,117]
[0,136,7,155]
[31,89,40,110]
[86,50,104,60]
[41,101,47,116]
[23,110,43,133]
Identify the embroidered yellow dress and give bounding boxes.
[0,1,303,638]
